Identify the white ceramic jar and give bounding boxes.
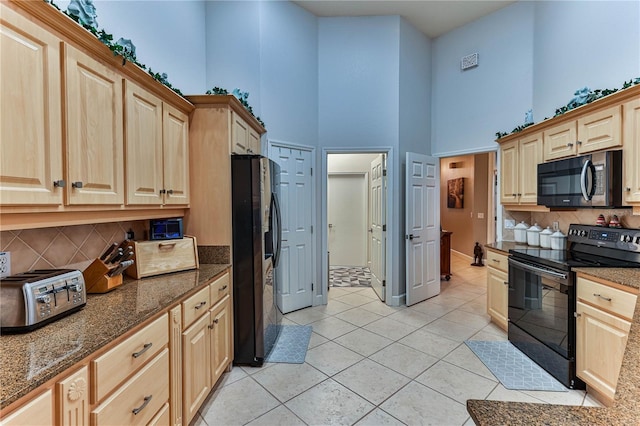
[527,223,542,246]
[514,221,529,243]
[540,226,553,248]
[551,230,567,250]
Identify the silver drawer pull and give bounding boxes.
[503,281,509,286]
[593,293,612,302]
[219,285,228,291]
[194,301,207,309]
[132,343,152,358]
[132,395,152,415]
[158,242,177,249]
[492,259,500,263]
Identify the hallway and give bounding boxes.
[192,252,601,426]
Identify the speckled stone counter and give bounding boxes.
[485,241,529,254]
[0,263,229,410]
[468,297,640,425]
[574,267,640,290]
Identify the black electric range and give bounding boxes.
[507,224,640,389]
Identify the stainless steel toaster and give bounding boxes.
[0,269,86,333]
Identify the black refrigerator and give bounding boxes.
[231,154,283,366]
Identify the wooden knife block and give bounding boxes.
[83,258,123,293]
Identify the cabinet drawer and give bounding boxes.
[91,314,168,403]
[486,250,508,273]
[577,277,637,320]
[210,271,230,306]
[182,285,211,329]
[91,348,169,426]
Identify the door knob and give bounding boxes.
[328,224,333,228]
[368,228,373,233]
[409,234,420,240]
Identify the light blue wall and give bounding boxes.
[533,0,640,120]
[431,1,535,157]
[259,1,318,147]
[62,0,207,94]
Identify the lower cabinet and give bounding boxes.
[56,366,89,426]
[1,389,53,426]
[486,249,509,331]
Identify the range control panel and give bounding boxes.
[568,224,640,252]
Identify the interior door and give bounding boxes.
[370,154,386,301]
[272,146,314,314]
[405,152,440,306]
[328,173,368,267]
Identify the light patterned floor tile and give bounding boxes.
[355,408,405,425]
[486,384,544,403]
[309,316,357,340]
[363,316,417,340]
[442,343,496,381]
[307,331,329,349]
[313,299,354,315]
[336,292,378,307]
[422,317,482,342]
[252,362,328,402]
[246,405,306,426]
[387,308,438,328]
[441,309,491,329]
[305,341,364,376]
[333,359,410,405]
[369,342,439,379]
[334,328,394,357]
[398,329,460,359]
[335,307,384,327]
[359,300,406,316]
[415,360,497,404]
[285,308,329,325]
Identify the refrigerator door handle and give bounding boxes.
[272,193,283,267]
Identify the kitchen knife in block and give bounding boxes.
[82,258,123,293]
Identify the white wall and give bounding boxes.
[533,0,640,120]
[328,153,380,173]
[56,0,207,94]
[431,1,535,157]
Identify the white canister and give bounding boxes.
[527,223,542,246]
[540,226,553,248]
[551,230,567,250]
[514,221,529,243]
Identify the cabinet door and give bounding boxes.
[499,140,518,204]
[210,295,231,386]
[518,133,543,204]
[169,305,183,426]
[576,301,631,401]
[1,389,53,426]
[487,267,508,331]
[0,5,63,206]
[577,105,622,154]
[248,127,261,155]
[163,104,190,205]
[623,97,640,203]
[124,80,163,205]
[64,44,124,205]
[544,121,577,161]
[231,113,249,154]
[57,366,89,426]
[182,312,211,425]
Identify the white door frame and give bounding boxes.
[266,139,317,309]
[321,147,394,306]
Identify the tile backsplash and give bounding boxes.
[503,208,640,241]
[0,221,147,275]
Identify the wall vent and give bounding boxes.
[461,53,479,70]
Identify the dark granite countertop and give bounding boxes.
[0,263,230,410]
[468,297,640,425]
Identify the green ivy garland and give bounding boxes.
[44,0,183,96]
[205,87,265,128]
[496,78,640,139]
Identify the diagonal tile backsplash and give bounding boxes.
[0,221,147,275]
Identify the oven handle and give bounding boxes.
[509,258,568,280]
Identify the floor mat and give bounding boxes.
[264,325,313,364]
[465,340,567,392]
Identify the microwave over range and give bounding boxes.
[537,150,623,208]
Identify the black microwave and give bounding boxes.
[537,150,622,208]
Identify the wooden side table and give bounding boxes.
[440,231,452,280]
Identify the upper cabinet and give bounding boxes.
[544,105,622,161]
[125,81,189,206]
[499,132,543,206]
[64,43,124,205]
[231,111,261,155]
[0,5,63,206]
[623,97,640,204]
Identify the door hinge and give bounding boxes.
[383,169,387,177]
[310,167,313,176]
[382,280,386,288]
[311,225,313,234]
[311,283,314,291]
[382,224,386,232]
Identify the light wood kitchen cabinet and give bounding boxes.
[486,249,508,331]
[544,105,622,161]
[210,295,232,386]
[56,367,89,426]
[169,305,183,426]
[0,4,64,206]
[232,111,261,154]
[1,389,53,426]
[162,103,190,205]
[186,95,266,246]
[63,43,124,206]
[499,133,542,206]
[576,274,638,405]
[623,97,640,204]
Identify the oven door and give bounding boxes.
[508,257,572,359]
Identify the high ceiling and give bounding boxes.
[292,0,516,38]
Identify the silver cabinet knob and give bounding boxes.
[53,180,66,188]
[71,181,83,188]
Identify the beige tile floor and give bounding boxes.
[193,252,602,426]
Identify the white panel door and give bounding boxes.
[273,146,314,314]
[370,155,386,301]
[328,174,367,267]
[406,152,440,306]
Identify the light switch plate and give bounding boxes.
[504,219,516,229]
[0,252,11,278]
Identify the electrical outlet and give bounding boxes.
[504,219,516,229]
[0,252,11,278]
[553,221,560,231]
[477,212,484,219]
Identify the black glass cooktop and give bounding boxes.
[510,245,640,271]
